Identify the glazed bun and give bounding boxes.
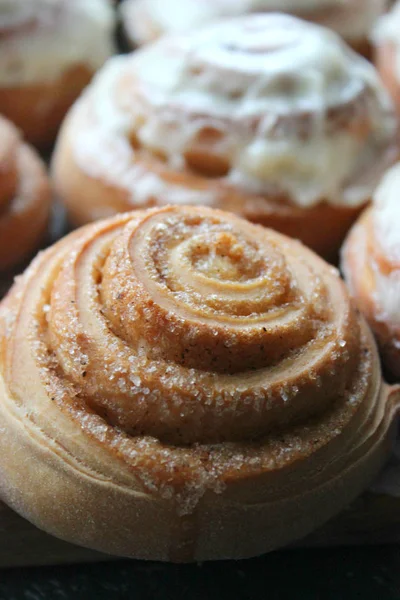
[0,0,115,149]
[121,0,388,56]
[53,14,397,260]
[342,162,400,379]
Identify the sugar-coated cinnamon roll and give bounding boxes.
[52,14,397,260]
[0,204,397,562]
[121,0,388,56]
[342,162,400,379]
[0,0,116,149]
[374,1,400,115]
[0,116,51,272]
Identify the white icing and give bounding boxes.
[122,0,387,44]
[374,1,400,80]
[351,162,400,331]
[369,162,400,331]
[0,0,116,85]
[69,58,216,211]
[374,163,400,262]
[374,268,400,330]
[67,14,396,210]
[374,0,400,44]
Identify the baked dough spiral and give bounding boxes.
[0,116,51,271]
[374,1,400,116]
[52,14,397,260]
[0,205,396,562]
[121,0,388,56]
[342,162,400,379]
[0,0,115,149]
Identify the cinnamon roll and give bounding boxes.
[374,1,400,115]
[0,0,116,149]
[52,14,397,260]
[0,116,51,271]
[342,162,400,379]
[121,0,388,56]
[0,204,397,562]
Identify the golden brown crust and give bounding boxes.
[0,65,94,150]
[0,117,51,271]
[0,205,396,561]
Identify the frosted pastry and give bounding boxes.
[374,1,400,115]
[0,204,397,562]
[0,116,51,271]
[121,0,388,56]
[0,0,116,149]
[342,162,400,378]
[53,14,397,259]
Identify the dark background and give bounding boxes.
[1,546,400,600]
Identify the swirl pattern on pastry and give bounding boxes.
[53,14,397,258]
[0,116,51,271]
[121,0,388,51]
[342,162,400,378]
[0,205,395,561]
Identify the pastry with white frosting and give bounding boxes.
[121,0,388,56]
[52,14,397,259]
[342,161,400,378]
[0,0,116,148]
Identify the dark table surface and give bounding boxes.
[1,546,400,600]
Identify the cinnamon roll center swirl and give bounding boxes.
[2,206,371,450]
[186,231,265,282]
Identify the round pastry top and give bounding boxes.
[132,14,371,116]
[0,205,381,472]
[0,0,115,85]
[73,14,396,209]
